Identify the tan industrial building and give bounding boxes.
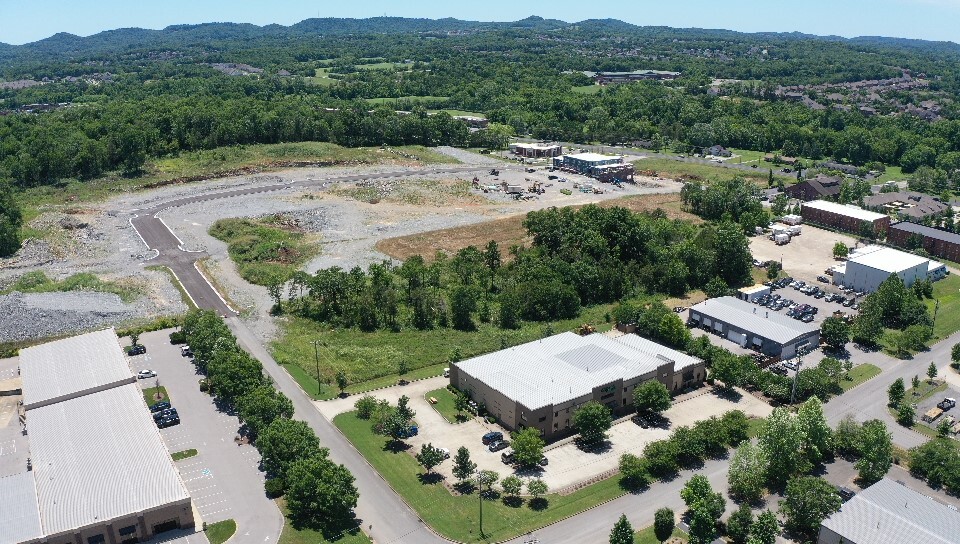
[449,332,704,439]
[0,330,193,544]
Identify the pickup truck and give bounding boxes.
[938,398,957,411]
[923,407,944,422]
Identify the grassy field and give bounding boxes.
[727,148,768,165]
[1,271,143,303]
[632,157,793,186]
[209,216,319,286]
[376,192,699,263]
[304,67,337,86]
[572,85,603,95]
[840,364,882,392]
[171,449,198,461]
[635,526,688,544]
[142,386,169,405]
[272,304,616,400]
[873,166,906,184]
[334,411,626,543]
[205,519,237,544]
[276,499,371,544]
[17,142,457,224]
[927,274,960,339]
[425,387,467,424]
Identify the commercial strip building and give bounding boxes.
[449,332,705,439]
[509,142,562,158]
[888,221,960,263]
[582,70,682,84]
[818,478,960,544]
[553,152,636,182]
[0,330,193,544]
[687,296,820,359]
[830,245,947,293]
[800,200,891,237]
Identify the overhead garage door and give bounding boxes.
[727,330,747,346]
[713,321,723,332]
[702,318,711,328]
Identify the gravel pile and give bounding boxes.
[0,291,145,342]
[262,208,329,233]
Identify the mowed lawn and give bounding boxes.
[272,304,616,400]
[276,498,371,544]
[333,412,626,543]
[840,363,882,392]
[632,157,792,186]
[425,387,466,424]
[927,274,960,339]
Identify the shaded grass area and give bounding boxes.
[632,157,793,186]
[205,519,237,544]
[273,304,615,400]
[334,411,625,543]
[1,271,142,303]
[209,216,318,286]
[927,274,960,339]
[276,498,371,544]
[634,526,688,544]
[17,143,457,224]
[748,417,766,439]
[426,387,467,424]
[376,193,699,263]
[143,386,169,405]
[572,84,602,95]
[840,363,882,392]
[171,449,198,461]
[146,265,197,309]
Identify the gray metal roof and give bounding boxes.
[28,383,190,536]
[19,328,134,409]
[453,332,701,410]
[689,296,819,344]
[0,472,42,544]
[891,221,960,245]
[820,478,960,544]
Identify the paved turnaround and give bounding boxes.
[129,165,497,317]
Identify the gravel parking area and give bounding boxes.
[749,224,858,284]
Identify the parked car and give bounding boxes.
[482,431,503,445]
[538,455,549,466]
[837,486,856,501]
[632,414,649,428]
[438,447,451,459]
[783,360,799,371]
[801,313,815,323]
[180,346,193,357]
[127,344,146,355]
[843,298,855,307]
[851,303,860,310]
[817,275,830,283]
[814,291,825,299]
[153,408,178,422]
[501,451,515,464]
[149,401,171,413]
[157,415,180,428]
[137,369,156,379]
[488,440,511,452]
[399,425,419,438]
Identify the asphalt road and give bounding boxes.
[129,165,499,316]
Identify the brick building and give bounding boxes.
[800,200,890,237]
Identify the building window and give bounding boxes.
[554,411,558,417]
[538,416,546,423]
[521,412,527,421]
[554,422,558,429]
[600,392,614,401]
[622,399,627,406]
[119,526,137,537]
[88,536,105,544]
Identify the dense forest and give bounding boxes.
[3,16,960,191]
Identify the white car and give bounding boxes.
[438,447,450,459]
[137,369,157,379]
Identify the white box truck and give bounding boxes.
[774,233,790,245]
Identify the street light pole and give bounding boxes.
[312,340,321,395]
[790,347,806,406]
[478,471,484,537]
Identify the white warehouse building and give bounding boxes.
[831,245,948,293]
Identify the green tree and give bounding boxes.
[416,443,445,474]
[285,451,358,532]
[832,242,849,259]
[797,397,833,463]
[574,401,612,446]
[256,418,322,479]
[727,503,754,544]
[396,395,416,422]
[609,514,634,544]
[728,441,768,503]
[704,276,730,298]
[643,439,680,478]
[780,476,842,540]
[833,415,862,457]
[512,427,545,467]
[336,370,348,395]
[498,291,521,329]
[720,410,752,446]
[354,395,378,419]
[454,392,471,419]
[501,475,522,497]
[758,408,810,486]
[452,446,477,483]
[888,378,906,407]
[952,343,960,364]
[654,507,675,543]
[688,501,721,544]
[619,453,651,490]
[897,402,916,427]
[450,285,477,331]
[909,438,960,489]
[820,317,850,350]
[766,261,782,280]
[938,418,952,438]
[526,478,548,500]
[856,420,893,484]
[236,385,294,438]
[681,475,725,521]
[633,380,672,414]
[771,192,787,216]
[912,374,921,391]
[0,182,23,257]
[928,361,939,382]
[851,304,884,346]
[750,510,780,544]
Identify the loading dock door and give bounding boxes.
[727,330,747,346]
[713,321,723,332]
[702,318,712,328]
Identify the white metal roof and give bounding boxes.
[848,245,930,274]
[739,284,769,295]
[689,296,819,344]
[0,472,42,544]
[19,328,134,409]
[511,142,560,149]
[803,200,887,222]
[566,152,621,163]
[820,479,960,544]
[28,383,190,535]
[613,334,701,371]
[454,332,700,410]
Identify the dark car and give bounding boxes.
[538,456,549,466]
[843,298,855,307]
[801,313,815,323]
[837,486,856,501]
[632,414,649,428]
[153,408,178,422]
[817,275,830,283]
[501,451,515,464]
[150,401,171,413]
[157,415,180,428]
[814,291,825,299]
[127,344,146,355]
[482,431,503,445]
[488,440,511,452]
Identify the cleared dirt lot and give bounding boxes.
[319,379,772,493]
[749,224,858,283]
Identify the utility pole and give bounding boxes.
[312,340,322,395]
[478,471,484,537]
[790,346,807,406]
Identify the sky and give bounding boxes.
[1,0,960,45]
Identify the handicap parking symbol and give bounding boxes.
[201,468,212,477]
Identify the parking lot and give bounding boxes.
[749,224,858,284]
[913,384,960,436]
[750,275,863,326]
[130,330,283,544]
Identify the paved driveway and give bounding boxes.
[132,330,284,544]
